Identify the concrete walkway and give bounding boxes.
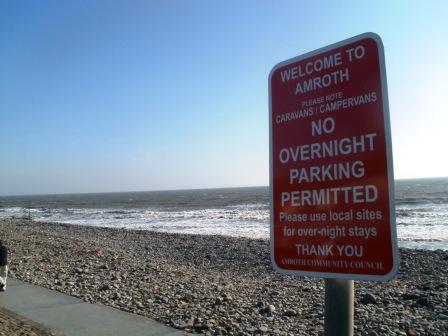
[0,278,184,336]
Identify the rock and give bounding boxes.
[177,319,193,329]
[222,293,232,301]
[406,328,418,336]
[416,296,431,307]
[402,293,420,300]
[205,319,216,329]
[360,293,377,304]
[282,310,297,317]
[419,283,433,291]
[193,324,208,332]
[154,295,168,304]
[435,282,447,289]
[258,326,269,333]
[437,313,448,320]
[259,304,275,316]
[110,292,120,300]
[98,284,110,291]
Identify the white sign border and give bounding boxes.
[268,32,399,282]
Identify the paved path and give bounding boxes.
[0,279,184,336]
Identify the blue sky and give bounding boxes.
[1,1,447,195]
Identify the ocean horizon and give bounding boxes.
[1,177,447,251]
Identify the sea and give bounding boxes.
[0,177,447,251]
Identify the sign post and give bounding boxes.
[269,33,398,334]
[324,279,354,336]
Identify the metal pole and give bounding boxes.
[324,279,354,336]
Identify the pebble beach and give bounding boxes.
[0,218,447,335]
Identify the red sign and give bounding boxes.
[269,33,398,281]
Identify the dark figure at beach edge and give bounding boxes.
[0,240,8,291]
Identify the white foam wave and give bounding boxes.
[1,205,447,249]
